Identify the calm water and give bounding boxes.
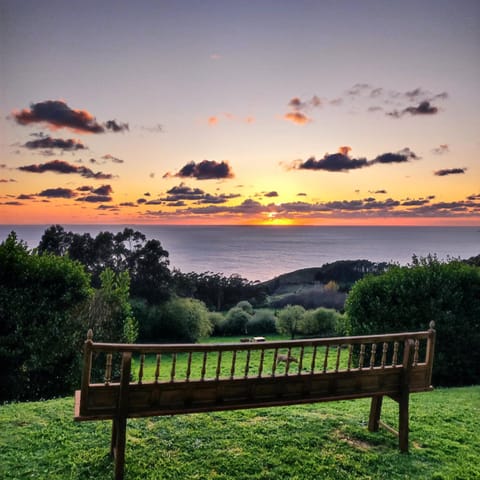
[1,225,479,282]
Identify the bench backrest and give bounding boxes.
[76,323,435,421]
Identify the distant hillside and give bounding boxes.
[261,259,391,294]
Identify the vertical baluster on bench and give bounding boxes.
[323,345,330,373]
[298,346,305,375]
[413,339,420,366]
[310,345,317,374]
[272,348,279,377]
[170,353,177,382]
[285,347,292,376]
[186,352,192,382]
[138,354,145,384]
[104,353,112,385]
[230,349,237,380]
[215,351,222,380]
[244,349,251,379]
[154,354,161,383]
[201,352,208,381]
[369,343,377,369]
[258,348,265,378]
[392,341,399,367]
[359,344,365,370]
[381,342,388,369]
[335,345,341,372]
[347,344,353,371]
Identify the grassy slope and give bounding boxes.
[1,386,479,480]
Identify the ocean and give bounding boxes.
[1,225,478,282]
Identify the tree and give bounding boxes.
[345,255,480,386]
[299,307,340,337]
[0,232,92,401]
[276,305,305,339]
[223,307,251,335]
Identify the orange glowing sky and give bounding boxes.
[1,1,479,226]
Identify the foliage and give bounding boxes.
[172,270,265,311]
[221,307,251,335]
[345,255,480,386]
[2,386,479,479]
[38,225,172,302]
[299,307,341,337]
[268,285,347,310]
[236,300,254,315]
[276,305,305,339]
[134,296,212,343]
[246,309,277,335]
[80,269,138,344]
[0,233,92,401]
[208,312,225,336]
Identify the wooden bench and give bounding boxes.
[74,322,436,479]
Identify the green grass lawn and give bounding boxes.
[1,386,478,479]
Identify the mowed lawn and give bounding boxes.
[1,385,479,480]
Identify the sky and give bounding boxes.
[1,0,479,226]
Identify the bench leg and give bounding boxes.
[368,395,383,432]
[111,416,127,480]
[398,391,409,453]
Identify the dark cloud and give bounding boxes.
[371,189,387,194]
[294,153,368,172]
[291,147,419,172]
[97,205,119,210]
[144,192,151,196]
[76,195,112,203]
[104,120,129,133]
[297,192,307,196]
[0,178,17,183]
[170,160,234,180]
[17,194,34,200]
[467,193,480,201]
[264,191,279,197]
[1,201,23,206]
[137,198,147,204]
[371,148,419,164]
[91,184,113,195]
[11,100,128,134]
[38,188,76,198]
[102,154,124,163]
[388,101,439,118]
[434,168,466,176]
[120,202,136,207]
[402,199,431,206]
[23,135,86,151]
[18,159,114,179]
[77,185,93,192]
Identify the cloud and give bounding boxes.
[283,112,311,125]
[432,144,449,155]
[208,116,219,126]
[17,194,35,200]
[467,193,480,201]
[38,188,76,198]
[0,178,17,183]
[18,159,114,179]
[91,184,113,195]
[140,123,163,133]
[168,160,234,180]
[388,101,439,118]
[434,168,466,176]
[371,148,419,164]
[23,135,86,151]
[101,154,124,164]
[76,195,113,203]
[293,153,368,172]
[11,100,128,133]
[290,147,419,172]
[264,191,279,198]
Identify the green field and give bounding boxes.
[1,385,478,479]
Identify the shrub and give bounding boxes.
[0,233,92,401]
[247,310,277,335]
[208,312,226,336]
[236,300,254,315]
[222,307,251,335]
[276,305,305,339]
[299,308,340,337]
[345,255,480,386]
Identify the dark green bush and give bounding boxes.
[222,307,251,335]
[247,310,277,334]
[0,233,92,401]
[299,307,341,337]
[345,256,480,386]
[133,296,211,343]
